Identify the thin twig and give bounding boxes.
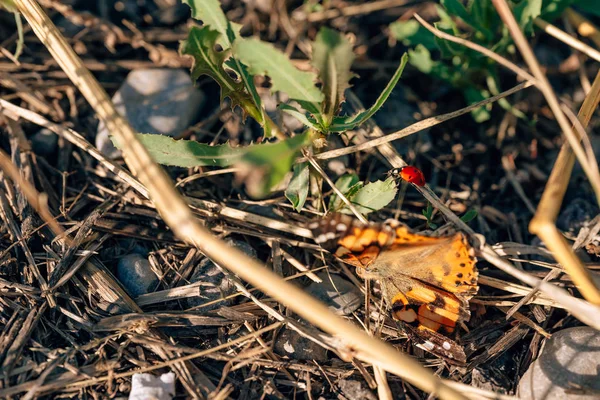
[310,82,533,161]
[304,150,368,223]
[534,17,600,63]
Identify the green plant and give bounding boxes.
[422,202,438,229]
[390,0,579,122]
[114,0,408,213]
[0,0,24,60]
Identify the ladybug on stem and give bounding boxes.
[389,166,426,187]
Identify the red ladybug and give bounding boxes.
[390,166,426,187]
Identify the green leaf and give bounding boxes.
[238,132,311,198]
[441,0,493,40]
[122,132,310,198]
[513,0,542,34]
[408,45,435,74]
[311,27,356,120]
[541,0,575,20]
[328,174,362,212]
[422,202,438,229]
[279,103,323,131]
[341,178,397,215]
[285,162,310,211]
[389,20,438,49]
[460,209,478,223]
[118,134,245,167]
[463,86,491,123]
[182,0,241,48]
[233,38,324,103]
[329,53,408,132]
[181,26,253,110]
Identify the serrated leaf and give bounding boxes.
[182,0,241,48]
[285,162,310,211]
[115,134,245,167]
[340,178,397,215]
[181,26,254,112]
[460,209,478,223]
[236,132,311,198]
[328,174,362,212]
[233,38,324,103]
[311,27,356,120]
[329,53,408,132]
[118,132,309,198]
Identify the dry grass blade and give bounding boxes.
[490,0,600,209]
[0,142,65,240]
[305,150,368,223]
[534,17,600,62]
[565,8,600,48]
[11,1,469,398]
[413,14,537,84]
[528,70,600,306]
[311,81,533,161]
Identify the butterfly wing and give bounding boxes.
[310,213,392,269]
[379,274,469,363]
[310,213,478,363]
[373,226,478,303]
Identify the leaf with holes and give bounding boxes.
[182,0,241,48]
[181,26,255,113]
[115,134,244,167]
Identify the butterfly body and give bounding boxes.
[310,213,478,363]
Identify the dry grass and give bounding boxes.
[0,1,599,399]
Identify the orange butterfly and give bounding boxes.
[310,213,478,363]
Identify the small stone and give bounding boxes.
[116,254,159,297]
[337,379,377,400]
[517,327,600,400]
[274,328,328,362]
[305,272,362,316]
[130,372,175,400]
[96,68,205,158]
[30,129,58,156]
[186,240,256,311]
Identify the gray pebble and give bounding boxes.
[305,272,362,316]
[31,128,58,156]
[186,240,257,311]
[274,328,328,362]
[96,68,205,158]
[518,327,600,400]
[116,254,159,297]
[337,379,377,400]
